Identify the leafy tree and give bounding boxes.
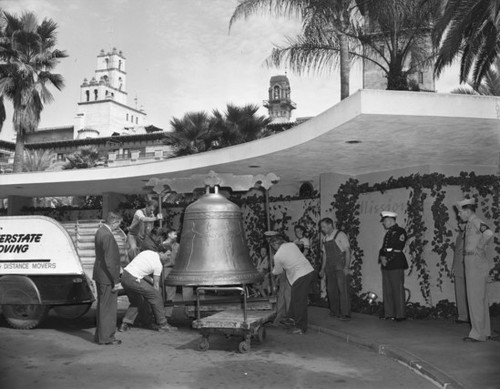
[0,11,67,173]
[451,59,500,96]
[63,146,105,169]
[433,0,500,89]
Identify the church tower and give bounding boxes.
[263,75,296,123]
[74,48,147,139]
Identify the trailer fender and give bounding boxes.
[0,275,42,305]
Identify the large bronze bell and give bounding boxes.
[165,187,262,286]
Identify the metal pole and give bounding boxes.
[158,193,163,229]
[264,188,275,294]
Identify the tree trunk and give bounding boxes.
[386,63,409,90]
[13,128,26,173]
[339,34,350,100]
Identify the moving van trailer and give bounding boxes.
[0,216,126,329]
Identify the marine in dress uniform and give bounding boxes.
[456,199,494,342]
[379,211,408,321]
[93,212,123,345]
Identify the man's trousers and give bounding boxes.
[382,268,405,319]
[94,282,118,344]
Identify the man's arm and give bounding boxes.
[344,246,352,273]
[102,232,120,285]
[271,254,284,276]
[319,247,326,277]
[472,218,494,249]
[153,275,161,290]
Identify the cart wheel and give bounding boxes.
[2,304,49,330]
[198,338,209,352]
[238,340,251,353]
[256,326,266,343]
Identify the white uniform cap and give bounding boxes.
[264,231,279,237]
[380,211,398,221]
[456,198,475,210]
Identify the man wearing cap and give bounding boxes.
[379,211,408,321]
[456,199,494,342]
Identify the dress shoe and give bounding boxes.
[454,319,469,324]
[118,322,130,332]
[380,316,395,320]
[329,312,340,318]
[463,337,480,342]
[394,318,406,322]
[287,327,304,335]
[339,315,351,321]
[154,322,178,332]
[102,339,122,345]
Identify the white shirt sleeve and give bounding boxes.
[272,251,284,275]
[336,231,350,252]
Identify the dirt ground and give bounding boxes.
[0,304,437,389]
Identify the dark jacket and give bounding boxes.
[93,225,121,285]
[379,224,408,270]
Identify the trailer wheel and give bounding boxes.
[52,303,92,319]
[2,304,49,330]
[238,340,250,353]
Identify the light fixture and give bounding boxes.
[345,140,362,144]
[367,291,378,304]
[248,165,261,168]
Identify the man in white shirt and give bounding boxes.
[126,200,162,261]
[270,235,315,335]
[120,247,176,332]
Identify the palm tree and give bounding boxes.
[355,0,441,90]
[22,148,56,172]
[0,11,67,173]
[433,0,500,89]
[230,0,440,95]
[165,111,217,156]
[229,0,360,100]
[63,146,105,169]
[212,104,271,146]
[451,58,500,96]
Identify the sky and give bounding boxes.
[0,0,460,141]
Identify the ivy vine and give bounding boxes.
[333,172,499,304]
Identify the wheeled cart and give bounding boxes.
[192,286,276,353]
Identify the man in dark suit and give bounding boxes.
[93,212,123,345]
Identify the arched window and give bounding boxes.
[118,77,123,90]
[126,113,129,121]
[118,60,122,70]
[85,90,90,102]
[131,114,134,122]
[111,92,114,98]
[105,58,109,68]
[418,71,424,84]
[105,90,109,97]
[135,117,138,124]
[94,89,98,100]
[273,85,280,99]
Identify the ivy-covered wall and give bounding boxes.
[323,171,500,306]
